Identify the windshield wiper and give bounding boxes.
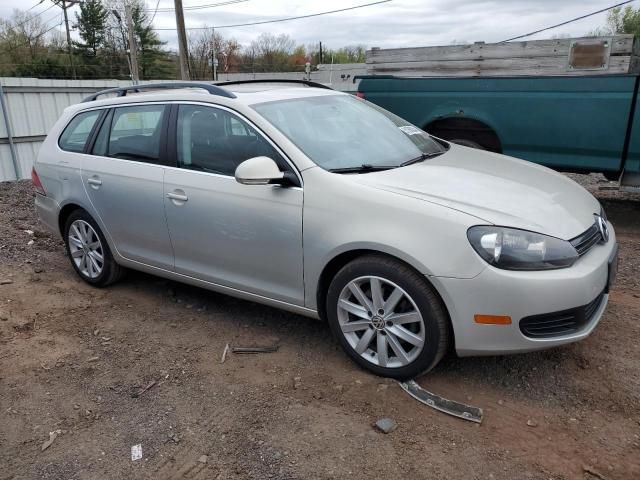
[400,151,445,167]
[328,164,397,174]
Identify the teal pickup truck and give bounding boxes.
[357,75,640,187]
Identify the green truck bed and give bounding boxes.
[357,75,640,186]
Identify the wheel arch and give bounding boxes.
[424,115,503,153]
[315,249,451,331]
[58,202,86,237]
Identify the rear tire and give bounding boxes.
[64,210,124,287]
[326,255,450,379]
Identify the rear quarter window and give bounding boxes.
[58,110,101,153]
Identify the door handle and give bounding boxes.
[167,191,188,203]
[87,176,102,189]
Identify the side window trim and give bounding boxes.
[85,108,110,154]
[170,102,302,187]
[166,104,179,168]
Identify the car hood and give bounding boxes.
[350,144,600,240]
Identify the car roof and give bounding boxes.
[70,84,344,113]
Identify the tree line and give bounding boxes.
[0,0,366,80]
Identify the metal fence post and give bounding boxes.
[0,82,19,180]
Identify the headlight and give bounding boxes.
[467,226,578,270]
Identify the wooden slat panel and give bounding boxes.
[367,56,632,77]
[366,35,634,64]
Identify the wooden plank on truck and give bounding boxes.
[367,35,638,77]
[371,56,633,77]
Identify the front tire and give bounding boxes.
[64,210,124,287]
[326,255,450,379]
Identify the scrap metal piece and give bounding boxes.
[399,380,483,424]
[231,346,279,354]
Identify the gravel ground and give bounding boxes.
[0,175,639,480]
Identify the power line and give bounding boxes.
[147,0,248,13]
[26,0,47,12]
[148,0,162,24]
[500,0,638,42]
[150,0,392,31]
[10,3,58,29]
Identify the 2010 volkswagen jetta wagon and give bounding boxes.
[33,81,618,379]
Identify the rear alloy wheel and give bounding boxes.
[327,256,449,379]
[68,220,104,279]
[64,210,124,287]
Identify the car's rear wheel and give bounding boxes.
[326,255,450,379]
[64,210,124,287]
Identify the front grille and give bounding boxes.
[519,291,605,339]
[570,223,603,256]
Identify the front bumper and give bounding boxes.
[431,223,617,356]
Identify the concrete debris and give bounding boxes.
[375,418,398,434]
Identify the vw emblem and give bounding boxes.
[595,214,609,243]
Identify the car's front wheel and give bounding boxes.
[64,210,124,287]
[326,255,450,379]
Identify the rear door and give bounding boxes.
[81,103,174,270]
[163,103,304,305]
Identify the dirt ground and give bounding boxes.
[0,176,639,480]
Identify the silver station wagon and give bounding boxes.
[33,81,618,378]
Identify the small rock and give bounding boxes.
[293,377,302,389]
[73,404,80,410]
[198,455,208,464]
[0,279,13,285]
[27,240,34,246]
[497,399,504,406]
[24,229,34,235]
[375,418,397,434]
[93,329,100,336]
[526,419,538,427]
[0,315,8,321]
[87,356,99,362]
[169,323,177,328]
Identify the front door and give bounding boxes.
[163,104,304,305]
[81,104,174,270]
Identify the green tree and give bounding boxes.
[75,0,109,57]
[608,6,640,36]
[131,2,174,79]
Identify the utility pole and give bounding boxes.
[53,0,79,79]
[174,0,190,80]
[124,5,140,83]
[212,26,217,81]
[111,10,133,81]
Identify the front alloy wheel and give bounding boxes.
[327,255,449,379]
[338,276,425,368]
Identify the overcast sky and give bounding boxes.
[1,0,622,51]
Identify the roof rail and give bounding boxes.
[82,82,237,103]
[215,79,333,90]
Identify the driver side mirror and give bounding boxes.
[235,156,297,186]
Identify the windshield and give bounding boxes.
[251,94,446,171]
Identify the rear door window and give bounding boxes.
[59,110,101,153]
[100,105,166,163]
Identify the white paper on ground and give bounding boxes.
[131,444,142,461]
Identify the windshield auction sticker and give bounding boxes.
[399,125,424,136]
